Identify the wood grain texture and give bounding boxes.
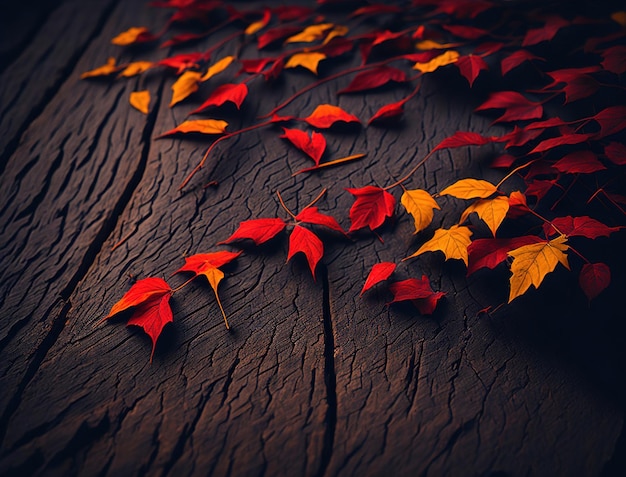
[1,1,625,476]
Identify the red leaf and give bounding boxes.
[490,154,516,168]
[175,251,241,275]
[360,262,396,295]
[524,117,568,131]
[605,142,626,166]
[388,276,445,315]
[239,58,274,74]
[280,128,326,165]
[442,24,489,40]
[257,26,301,49]
[368,97,409,125]
[501,50,544,76]
[287,225,324,277]
[522,16,569,46]
[455,55,489,87]
[157,53,203,74]
[553,151,606,174]
[542,67,601,103]
[601,45,626,74]
[467,236,543,275]
[296,207,345,234]
[350,4,403,17]
[347,186,396,232]
[338,66,407,94]
[475,91,543,123]
[302,104,361,129]
[529,133,591,154]
[106,277,173,361]
[433,131,497,151]
[543,216,621,239]
[579,263,611,301]
[525,179,557,201]
[429,0,494,19]
[500,126,542,148]
[319,37,354,58]
[220,218,286,245]
[371,30,408,46]
[592,106,626,138]
[190,83,248,113]
[161,32,208,48]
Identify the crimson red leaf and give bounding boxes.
[553,151,606,174]
[525,179,557,201]
[501,50,544,75]
[360,262,396,295]
[350,4,403,17]
[543,216,621,239]
[175,251,241,275]
[442,24,489,39]
[220,218,286,245]
[592,106,626,138]
[579,263,611,301]
[161,32,208,48]
[272,5,314,22]
[522,16,569,46]
[605,142,626,166]
[295,207,345,234]
[157,53,203,74]
[239,58,274,74]
[433,131,497,151]
[368,97,409,125]
[347,186,396,232]
[257,26,301,49]
[287,225,323,277]
[524,117,568,131]
[500,126,542,148]
[388,276,445,314]
[280,128,326,165]
[529,133,591,154]
[467,236,543,275]
[475,91,543,123]
[191,83,248,113]
[490,154,516,168]
[601,45,626,74]
[338,66,407,94]
[455,55,489,87]
[302,104,361,129]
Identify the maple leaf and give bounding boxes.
[467,236,543,275]
[112,27,156,46]
[285,23,334,43]
[285,52,327,75]
[508,236,569,302]
[280,128,326,165]
[338,66,407,94]
[170,71,202,107]
[105,277,173,361]
[455,55,489,87]
[500,50,544,76]
[405,225,473,265]
[388,277,445,315]
[460,196,509,236]
[119,61,154,78]
[542,216,622,239]
[190,83,248,114]
[360,262,396,295]
[401,189,440,234]
[432,132,497,151]
[81,57,120,79]
[220,218,287,245]
[439,178,498,199]
[475,91,543,123]
[175,251,241,329]
[302,104,361,129]
[158,119,228,137]
[413,51,460,73]
[201,56,234,81]
[553,151,606,174]
[579,263,611,301]
[287,225,324,277]
[347,186,396,232]
[130,91,150,114]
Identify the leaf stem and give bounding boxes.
[276,190,297,220]
[495,159,538,190]
[213,288,230,329]
[302,188,328,211]
[383,149,435,191]
[172,276,195,294]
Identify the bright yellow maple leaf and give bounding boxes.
[170,71,202,107]
[508,235,569,303]
[439,178,497,199]
[401,189,440,234]
[460,196,509,236]
[405,225,472,265]
[81,57,120,79]
[285,52,327,75]
[118,61,153,78]
[130,90,150,114]
[413,50,460,73]
[285,23,334,43]
[201,56,235,81]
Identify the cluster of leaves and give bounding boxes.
[87,0,626,359]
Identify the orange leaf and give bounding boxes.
[118,61,153,78]
[170,71,202,107]
[81,57,120,79]
[405,225,473,265]
[285,23,334,43]
[401,189,440,234]
[158,119,228,137]
[303,104,361,129]
[413,50,460,73]
[112,27,155,46]
[285,52,327,75]
[130,91,150,114]
[245,9,271,35]
[201,56,235,81]
[439,178,497,199]
[459,196,509,236]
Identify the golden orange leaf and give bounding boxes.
[159,119,228,136]
[285,23,334,43]
[508,235,569,303]
[112,27,150,46]
[401,189,440,234]
[439,178,497,199]
[130,90,150,114]
[415,40,461,50]
[323,25,349,44]
[80,57,120,79]
[285,52,327,75]
[413,50,460,73]
[201,56,235,81]
[170,71,202,107]
[118,61,153,77]
[405,225,473,265]
[460,196,509,236]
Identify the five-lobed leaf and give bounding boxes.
[347,186,395,232]
[401,189,440,234]
[406,225,473,265]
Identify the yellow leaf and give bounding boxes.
[160,119,229,136]
[130,90,150,114]
[439,178,497,199]
[203,267,224,292]
[112,27,150,46]
[285,52,327,75]
[508,236,569,303]
[401,189,440,234]
[118,61,153,77]
[460,196,509,236]
[413,50,459,73]
[405,225,472,265]
[415,40,461,50]
[201,56,235,81]
[81,57,119,79]
[285,23,334,43]
[611,11,626,27]
[323,25,349,45]
[170,71,202,107]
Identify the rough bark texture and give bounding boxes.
[1,1,625,476]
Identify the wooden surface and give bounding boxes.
[1,1,625,475]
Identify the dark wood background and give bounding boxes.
[1,1,625,475]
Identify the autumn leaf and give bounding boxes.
[388,276,445,315]
[347,186,396,232]
[439,178,498,199]
[360,262,396,295]
[220,218,287,245]
[201,56,235,81]
[338,66,407,94]
[401,189,440,234]
[508,235,569,302]
[157,53,203,74]
[459,196,510,236]
[368,96,411,125]
[405,225,473,265]
[190,83,248,113]
[455,55,489,87]
[245,9,271,35]
[579,263,611,301]
[81,57,120,79]
[542,216,622,239]
[529,133,591,154]
[285,23,334,43]
[475,91,543,123]
[413,50,460,73]
[601,45,626,74]
[432,131,497,151]
[285,52,327,75]
[467,236,543,275]
[442,24,489,39]
[605,142,626,165]
[522,16,569,46]
[158,119,228,137]
[258,26,301,49]
[119,61,153,78]
[592,106,626,138]
[130,91,150,114]
[287,225,324,277]
[302,104,361,129]
[105,277,173,361]
[553,151,606,174]
[295,207,345,234]
[112,27,156,46]
[281,128,326,165]
[501,50,544,75]
[170,71,202,107]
